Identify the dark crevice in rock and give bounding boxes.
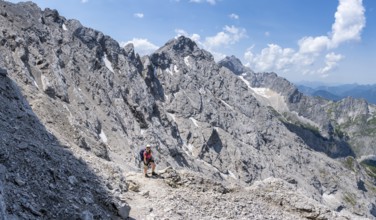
[121,93,148,129]
[283,121,355,159]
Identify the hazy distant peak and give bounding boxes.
[218,55,252,75]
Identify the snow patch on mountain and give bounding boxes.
[184,56,191,67]
[189,117,199,127]
[167,113,176,122]
[239,76,288,112]
[183,143,194,156]
[165,67,173,76]
[103,54,114,73]
[369,105,376,114]
[99,130,108,143]
[33,79,39,89]
[252,88,272,98]
[174,65,179,73]
[218,98,233,110]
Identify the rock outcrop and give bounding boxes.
[1,1,375,219]
[220,56,376,159]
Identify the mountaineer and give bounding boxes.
[141,144,157,177]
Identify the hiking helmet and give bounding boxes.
[146,144,151,148]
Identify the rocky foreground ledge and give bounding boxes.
[124,167,359,220]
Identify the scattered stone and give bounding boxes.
[82,196,94,204]
[68,176,78,185]
[14,176,26,186]
[106,182,114,190]
[127,180,140,192]
[116,204,131,219]
[285,177,297,185]
[140,190,149,197]
[80,210,93,220]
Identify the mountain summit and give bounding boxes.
[1,1,375,219]
[218,55,252,75]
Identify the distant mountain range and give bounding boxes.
[297,83,376,104]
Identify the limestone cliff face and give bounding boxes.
[146,37,376,217]
[220,57,376,158]
[1,1,375,218]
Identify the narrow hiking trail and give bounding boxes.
[124,171,173,219]
[121,168,356,220]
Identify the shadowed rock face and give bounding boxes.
[1,1,376,218]
[0,74,125,219]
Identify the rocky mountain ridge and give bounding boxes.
[219,59,376,159]
[0,1,375,219]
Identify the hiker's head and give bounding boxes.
[146,144,151,151]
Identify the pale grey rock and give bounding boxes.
[127,180,140,192]
[117,204,131,219]
[0,0,374,219]
[68,175,78,185]
[147,36,375,217]
[80,210,93,220]
[82,196,94,205]
[140,190,150,197]
[218,55,252,75]
[220,56,376,158]
[14,175,25,186]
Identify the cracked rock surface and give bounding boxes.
[0,1,375,219]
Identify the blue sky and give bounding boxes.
[8,0,376,84]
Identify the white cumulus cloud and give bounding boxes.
[174,27,242,61]
[134,13,144,18]
[229,13,239,20]
[204,25,246,49]
[244,0,365,78]
[120,38,159,56]
[175,29,201,42]
[189,0,216,5]
[319,52,344,75]
[245,44,296,73]
[330,0,365,47]
[298,36,330,54]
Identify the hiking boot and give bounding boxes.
[152,172,158,176]
[144,174,149,178]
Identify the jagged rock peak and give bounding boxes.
[218,55,252,75]
[155,36,213,61]
[163,36,198,53]
[124,43,135,54]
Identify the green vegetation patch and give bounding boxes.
[361,162,376,179]
[367,116,376,126]
[365,181,376,193]
[342,157,355,172]
[342,192,357,207]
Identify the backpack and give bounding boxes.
[139,148,145,161]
